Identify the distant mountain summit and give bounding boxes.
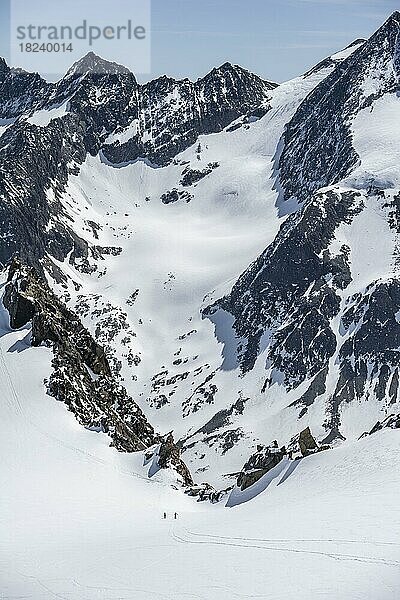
[280,10,400,204]
[66,51,133,76]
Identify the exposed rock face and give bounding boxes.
[180,162,219,187]
[103,63,276,166]
[365,413,400,436]
[0,54,275,272]
[287,427,321,459]
[157,433,194,487]
[0,59,48,118]
[236,428,326,492]
[324,280,400,441]
[279,12,400,204]
[0,57,139,272]
[237,441,286,491]
[207,189,361,381]
[185,482,231,503]
[1,15,399,488]
[180,394,248,451]
[3,260,199,486]
[3,259,155,452]
[302,39,365,78]
[204,14,400,447]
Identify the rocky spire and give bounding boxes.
[65,51,132,78]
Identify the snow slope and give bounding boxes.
[1,34,400,596]
[27,36,392,489]
[348,92,400,191]
[26,100,70,127]
[1,286,399,598]
[43,64,342,487]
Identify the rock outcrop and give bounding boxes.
[185,482,231,503]
[3,258,155,452]
[237,441,286,491]
[236,428,328,492]
[279,12,400,204]
[3,259,202,488]
[362,413,400,437]
[287,427,322,459]
[157,433,194,487]
[206,189,361,380]
[0,55,275,271]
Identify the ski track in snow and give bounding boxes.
[2,311,400,599]
[172,525,400,568]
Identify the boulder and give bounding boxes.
[237,441,286,491]
[185,482,230,503]
[157,433,194,487]
[287,427,328,459]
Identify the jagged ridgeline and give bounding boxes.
[4,258,154,451]
[207,11,400,445]
[0,54,274,271]
[0,50,276,490]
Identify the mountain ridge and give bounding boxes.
[0,13,399,488]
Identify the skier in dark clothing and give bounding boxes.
[163,512,167,519]
[174,512,178,519]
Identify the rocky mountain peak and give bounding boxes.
[0,57,9,74]
[202,61,277,90]
[1,11,400,512]
[345,38,366,49]
[279,10,400,205]
[384,10,400,28]
[213,61,237,71]
[206,61,248,79]
[101,61,274,166]
[204,12,400,452]
[65,52,132,78]
[365,10,400,59]
[0,58,49,118]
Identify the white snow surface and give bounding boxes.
[330,40,365,61]
[2,43,400,598]
[1,289,399,599]
[46,66,335,486]
[36,58,400,487]
[348,93,400,190]
[26,100,70,127]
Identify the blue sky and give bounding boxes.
[0,0,398,81]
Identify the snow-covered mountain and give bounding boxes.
[1,13,400,486]
[2,10,400,598]
[0,4,399,517]
[209,10,400,458]
[2,310,399,598]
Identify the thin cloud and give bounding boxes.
[295,29,361,36]
[296,0,373,3]
[153,29,245,37]
[153,29,356,39]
